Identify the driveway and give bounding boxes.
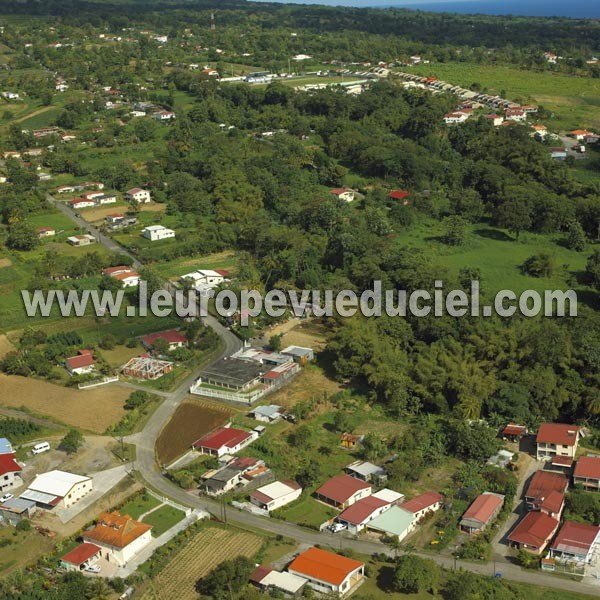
[57,464,130,524]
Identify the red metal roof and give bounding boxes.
[402,491,443,514]
[288,547,364,586]
[387,190,410,200]
[574,456,600,480]
[250,565,272,584]
[60,543,101,566]
[537,423,579,446]
[540,490,564,515]
[214,269,230,277]
[552,521,600,555]
[502,423,527,436]
[508,511,559,549]
[193,427,251,451]
[551,456,573,467]
[462,493,503,525]
[0,453,21,475]
[66,353,95,369]
[338,495,389,525]
[330,188,352,196]
[143,330,187,346]
[315,475,371,505]
[526,471,568,501]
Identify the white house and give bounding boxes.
[250,480,302,512]
[67,197,95,209]
[113,270,141,287]
[337,495,393,534]
[141,225,175,241]
[330,188,355,202]
[67,234,96,246]
[37,227,56,238]
[0,453,22,494]
[21,470,93,509]
[401,491,443,524]
[94,193,117,205]
[82,511,152,566]
[65,350,95,376]
[154,111,176,122]
[180,269,229,288]
[2,91,20,100]
[288,547,365,597]
[193,427,255,457]
[126,188,151,203]
[505,109,527,122]
[444,111,470,125]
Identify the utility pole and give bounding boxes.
[210,10,215,33]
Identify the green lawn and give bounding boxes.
[274,495,337,529]
[397,219,595,298]
[408,62,600,130]
[119,493,161,520]
[142,504,186,536]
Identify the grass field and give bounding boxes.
[119,493,161,520]
[142,505,185,536]
[140,525,263,600]
[153,251,237,280]
[0,527,55,577]
[396,219,596,300]
[408,63,600,130]
[0,375,129,432]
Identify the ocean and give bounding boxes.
[252,0,600,19]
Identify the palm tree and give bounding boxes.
[85,578,110,600]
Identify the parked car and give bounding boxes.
[0,493,13,503]
[329,522,346,533]
[85,565,101,573]
[32,442,50,454]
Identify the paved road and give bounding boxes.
[52,192,600,595]
[45,193,142,269]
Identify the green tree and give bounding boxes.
[392,555,438,594]
[443,215,468,246]
[195,556,254,600]
[7,221,39,251]
[125,390,149,409]
[496,198,532,240]
[566,220,587,251]
[60,429,84,455]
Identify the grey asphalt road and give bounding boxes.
[51,191,600,596]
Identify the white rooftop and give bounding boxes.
[27,470,91,497]
[372,488,404,504]
[142,225,169,232]
[254,481,299,501]
[346,460,386,478]
[262,570,307,594]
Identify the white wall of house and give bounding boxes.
[88,530,152,566]
[59,479,93,509]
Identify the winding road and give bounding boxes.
[52,195,600,596]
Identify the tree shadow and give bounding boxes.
[376,564,397,593]
[473,228,513,242]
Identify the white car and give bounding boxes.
[329,522,346,533]
[0,493,13,503]
[85,564,101,573]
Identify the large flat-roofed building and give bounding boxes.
[21,470,92,509]
[193,358,265,392]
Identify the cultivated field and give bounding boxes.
[156,399,232,465]
[0,375,128,432]
[141,526,262,600]
[80,202,166,224]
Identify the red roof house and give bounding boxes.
[460,492,504,534]
[0,453,22,476]
[193,427,253,457]
[142,330,187,351]
[549,521,600,563]
[508,511,560,554]
[65,351,95,376]
[574,456,600,490]
[537,423,579,460]
[60,543,101,571]
[502,423,527,439]
[525,471,568,514]
[338,495,391,533]
[315,475,372,509]
[329,188,355,202]
[288,547,365,595]
[387,190,410,202]
[401,491,443,519]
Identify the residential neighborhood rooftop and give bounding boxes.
[288,547,364,586]
[536,423,579,445]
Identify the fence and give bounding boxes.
[145,488,192,517]
[78,376,119,389]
